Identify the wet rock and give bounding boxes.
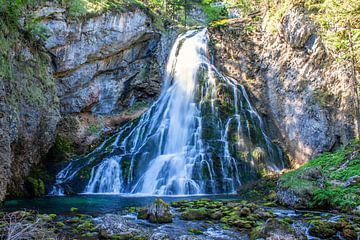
[354,205,360,216]
[147,198,173,223]
[137,208,149,220]
[308,221,338,239]
[238,207,251,217]
[181,208,208,220]
[209,211,223,220]
[250,219,306,240]
[0,20,60,201]
[96,214,150,239]
[150,232,170,240]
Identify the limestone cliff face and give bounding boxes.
[0,3,174,201]
[33,3,175,158]
[0,26,60,201]
[209,7,357,165]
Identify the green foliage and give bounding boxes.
[201,0,228,23]
[87,124,102,134]
[281,140,360,211]
[70,207,79,213]
[0,1,57,106]
[53,136,75,156]
[24,17,49,42]
[265,0,360,70]
[26,177,45,197]
[66,0,88,17]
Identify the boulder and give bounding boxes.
[147,198,173,223]
[250,219,306,240]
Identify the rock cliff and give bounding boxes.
[209,7,358,165]
[0,3,174,201]
[0,18,60,201]
[35,3,175,158]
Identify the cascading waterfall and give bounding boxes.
[50,29,284,196]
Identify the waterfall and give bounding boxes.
[50,29,284,196]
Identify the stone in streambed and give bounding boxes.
[209,210,223,220]
[137,208,149,220]
[180,208,208,220]
[150,232,170,240]
[250,219,306,240]
[148,198,173,223]
[137,198,173,223]
[308,221,338,239]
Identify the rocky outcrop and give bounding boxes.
[276,167,326,208]
[33,3,175,157]
[0,2,175,200]
[0,19,60,200]
[137,198,173,223]
[209,7,358,164]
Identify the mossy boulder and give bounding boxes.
[308,221,338,239]
[137,208,149,220]
[147,198,173,223]
[180,208,208,220]
[209,211,223,220]
[250,219,306,240]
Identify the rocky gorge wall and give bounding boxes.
[0,19,60,201]
[0,3,174,201]
[36,3,176,158]
[209,7,358,165]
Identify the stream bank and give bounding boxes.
[1,197,359,239]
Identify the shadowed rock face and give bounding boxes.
[0,38,60,201]
[209,7,357,165]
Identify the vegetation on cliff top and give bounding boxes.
[0,4,56,107]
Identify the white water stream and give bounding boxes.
[50,29,284,196]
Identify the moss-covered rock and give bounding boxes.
[181,208,208,220]
[250,219,305,240]
[137,208,149,220]
[147,198,173,223]
[308,221,338,239]
[277,140,360,212]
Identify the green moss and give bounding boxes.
[26,177,45,197]
[53,135,75,156]
[70,207,79,213]
[48,214,57,220]
[56,221,65,227]
[188,228,203,235]
[181,207,208,220]
[280,140,360,211]
[77,220,94,231]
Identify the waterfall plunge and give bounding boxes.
[50,29,284,196]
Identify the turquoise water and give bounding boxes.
[2,194,239,214]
